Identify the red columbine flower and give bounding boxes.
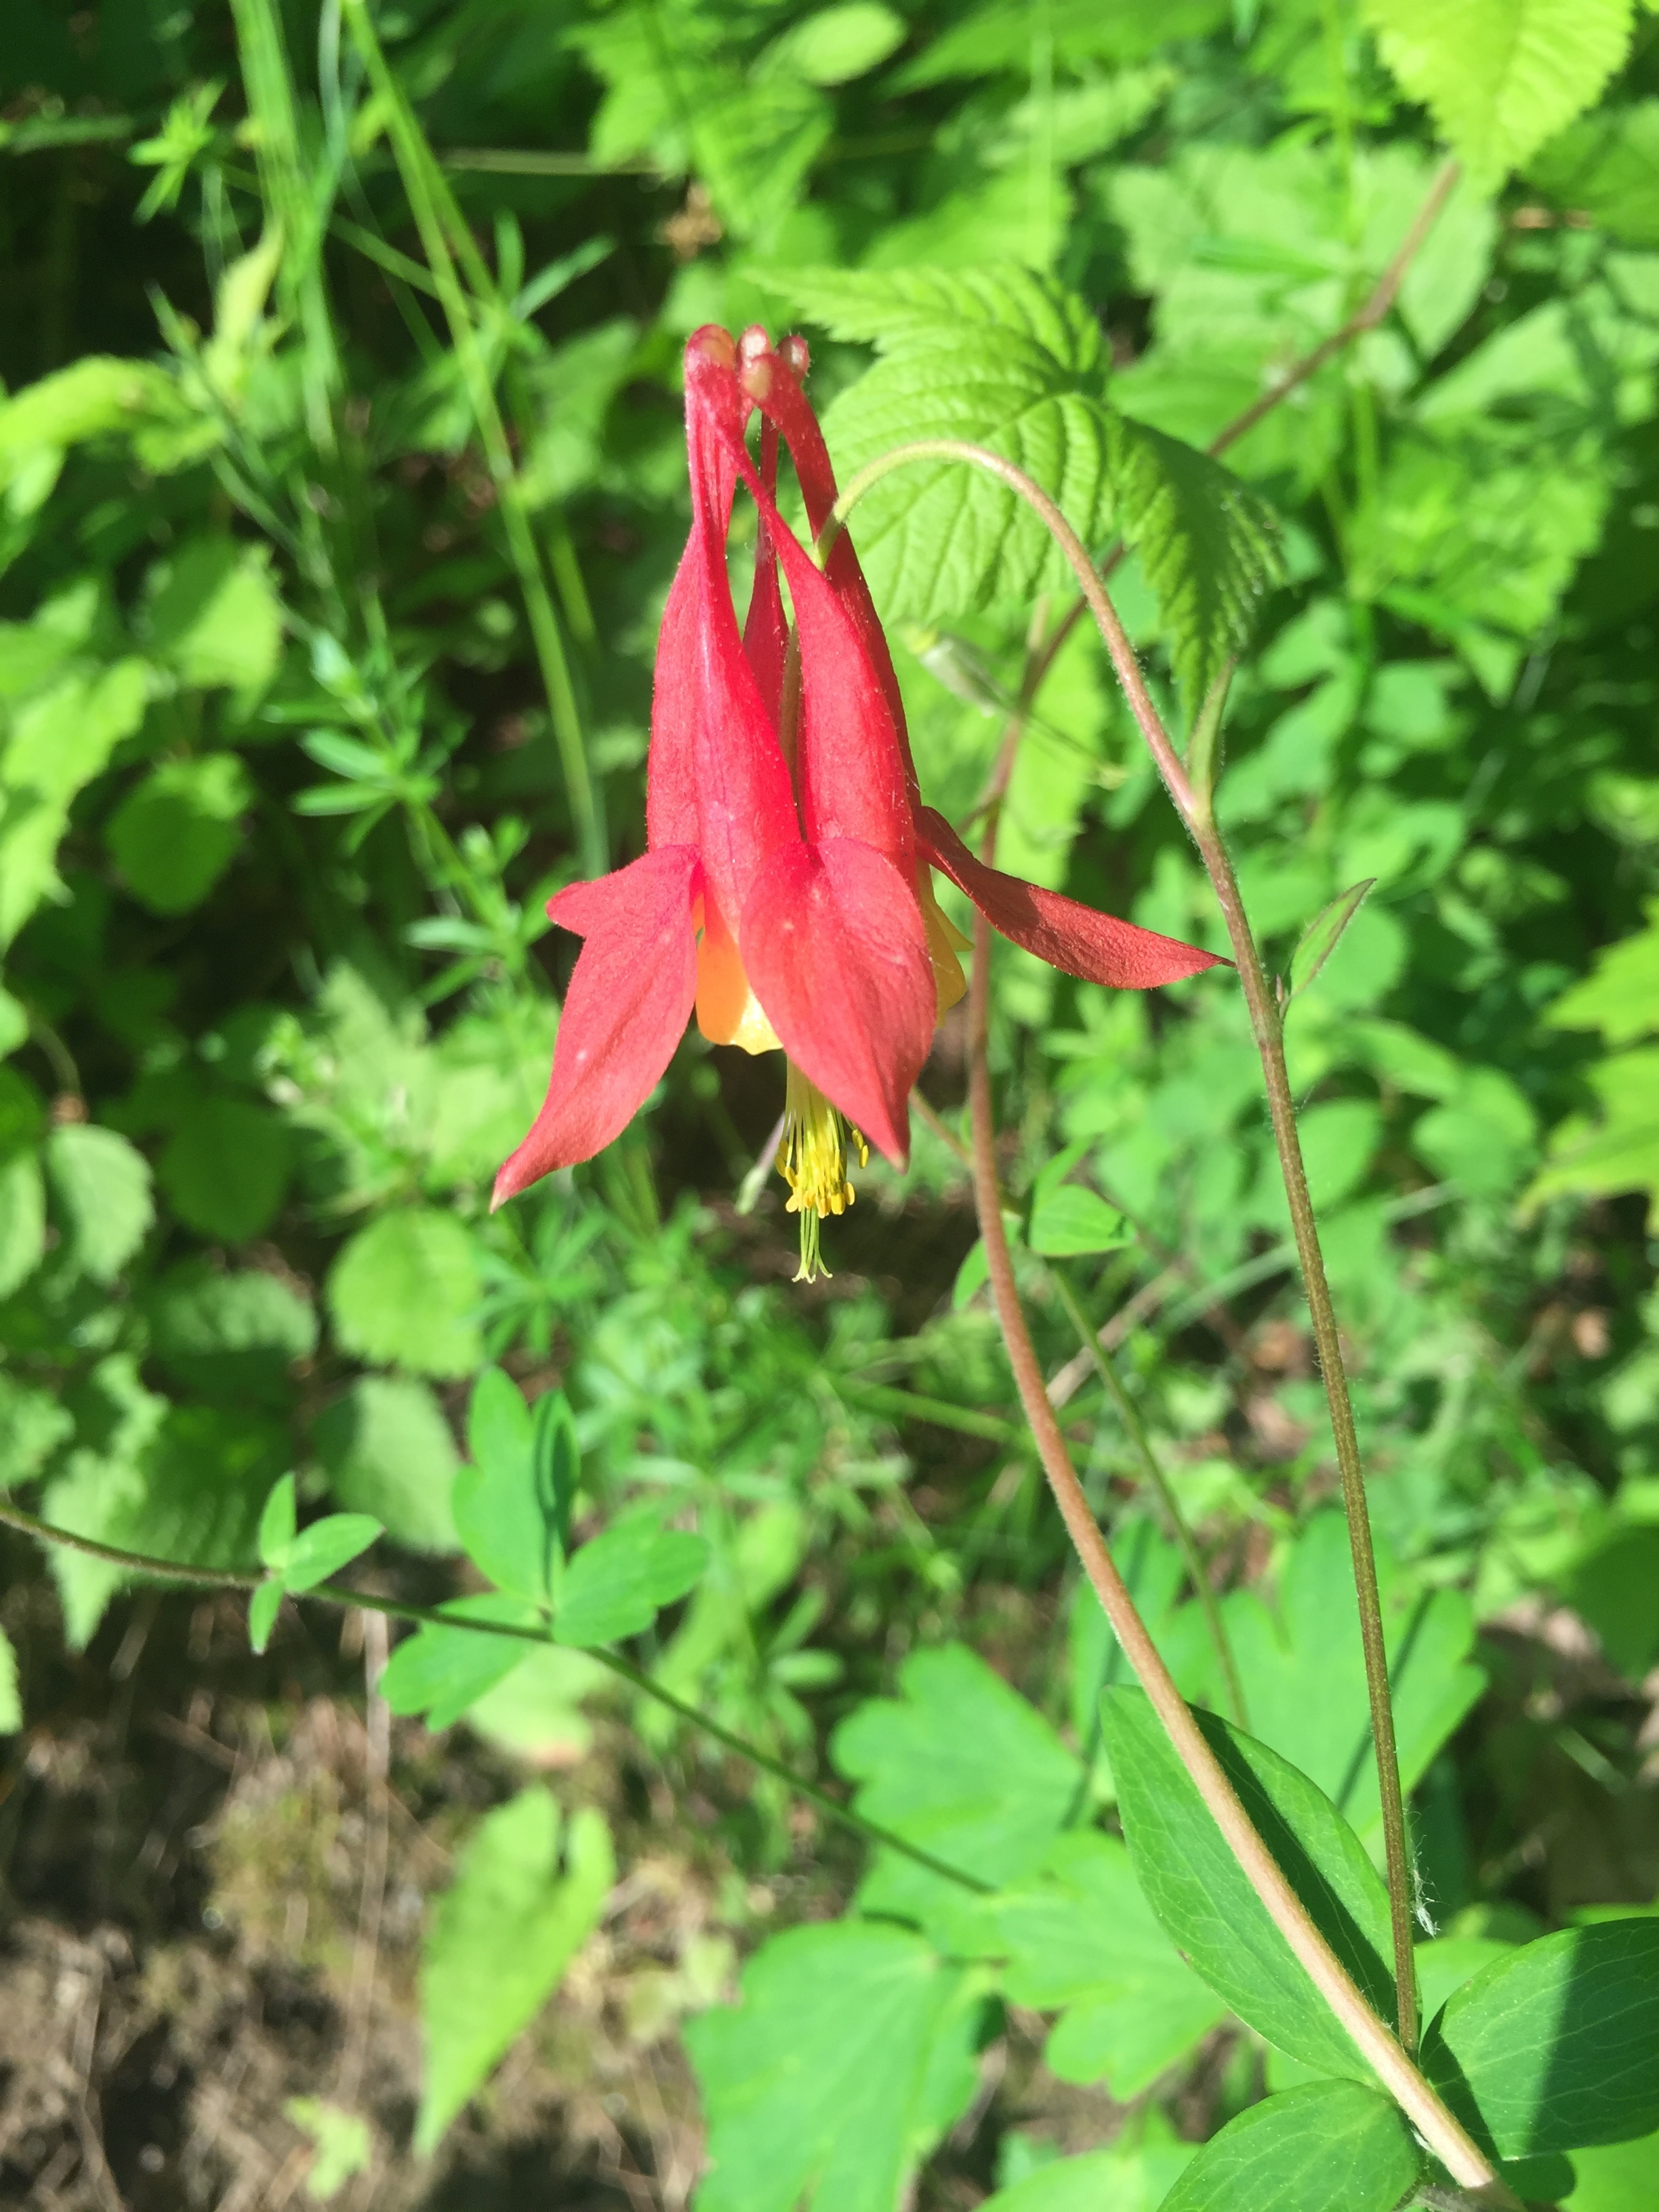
[495,325,1222,1275]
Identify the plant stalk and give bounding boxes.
[1046,1262,1248,1729]
[962,912,1508,2201]
[831,436,1420,2055]
[0,1499,983,1898]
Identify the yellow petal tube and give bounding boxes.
[695,899,782,1054]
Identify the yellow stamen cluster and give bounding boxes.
[776,1061,868,1282]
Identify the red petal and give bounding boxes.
[741,413,789,724]
[742,341,922,804]
[492,846,701,1204]
[707,405,914,869]
[741,838,935,1165]
[916,806,1228,989]
[672,335,800,922]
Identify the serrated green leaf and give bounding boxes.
[158,1093,293,1242]
[1530,101,1659,247]
[0,1148,46,1298]
[1108,414,1284,705]
[764,3,905,85]
[44,1403,283,1647]
[552,1523,708,1647]
[327,1208,482,1379]
[312,1376,459,1555]
[1363,0,1636,190]
[415,1793,612,2154]
[1099,1685,1395,2076]
[146,1262,316,1409]
[1288,882,1376,1000]
[45,1122,153,1283]
[1158,2081,1421,2212]
[685,1920,982,2212]
[772,264,1115,623]
[106,753,253,915]
[1422,1920,1659,2158]
[145,533,284,697]
[0,659,150,945]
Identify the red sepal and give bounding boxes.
[492,846,701,1204]
[916,806,1227,989]
[740,838,936,1165]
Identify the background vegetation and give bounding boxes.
[1,1,1656,2206]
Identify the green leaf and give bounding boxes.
[106,754,253,915]
[0,1372,73,1485]
[977,2122,1197,2211]
[0,1624,20,1732]
[1362,0,1637,190]
[1098,1685,1395,2076]
[775,265,1116,622]
[415,1793,613,2154]
[1562,2127,1659,2211]
[145,533,284,698]
[248,1577,284,1655]
[964,1831,1227,2096]
[327,1208,482,1379]
[258,1472,298,1567]
[685,1919,982,2212]
[146,1263,317,1409]
[45,1123,153,1283]
[0,1148,46,1298]
[379,1595,541,1729]
[312,1376,459,1555]
[283,2100,372,2202]
[282,1512,382,1593]
[1545,907,1659,1045]
[1158,2081,1421,2212]
[44,1402,284,1647]
[833,1644,1079,1916]
[764,3,905,84]
[1422,1919,1659,2157]
[455,1367,559,1602]
[1217,1513,1487,1839]
[157,1094,293,1242]
[552,1522,709,1647]
[1530,101,1659,247]
[0,659,150,946]
[1288,882,1376,1000]
[1028,1183,1131,1256]
[1108,415,1284,706]
[1568,1526,1659,1680]
[0,354,198,477]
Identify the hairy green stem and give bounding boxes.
[1047,1263,1247,1729]
[0,1498,983,1897]
[340,0,604,879]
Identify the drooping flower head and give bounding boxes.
[495,325,1223,1275]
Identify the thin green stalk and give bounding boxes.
[340,0,605,880]
[1047,1262,1248,1729]
[827,434,1421,2060]
[0,1498,985,1897]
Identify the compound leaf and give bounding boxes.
[686,1919,982,2212]
[1363,0,1636,189]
